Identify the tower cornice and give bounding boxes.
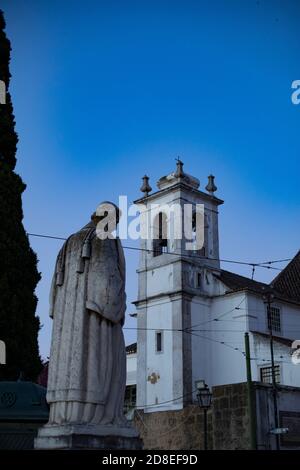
[134,181,224,206]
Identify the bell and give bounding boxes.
[205,175,217,194]
[140,175,152,196]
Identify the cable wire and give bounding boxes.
[27,232,288,271]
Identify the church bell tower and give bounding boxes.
[134,160,224,412]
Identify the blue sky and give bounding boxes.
[1,0,299,359]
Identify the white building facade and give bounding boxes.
[128,161,300,414]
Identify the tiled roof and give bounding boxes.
[126,342,137,354]
[271,251,300,303]
[215,269,269,295]
[215,251,300,305]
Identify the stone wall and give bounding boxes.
[134,405,213,450]
[212,382,250,450]
[134,382,249,450]
[134,382,300,450]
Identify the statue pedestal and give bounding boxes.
[34,424,143,450]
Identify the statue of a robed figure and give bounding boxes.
[35,203,141,449]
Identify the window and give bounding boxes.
[267,306,281,333]
[191,211,207,256]
[156,331,163,353]
[153,212,168,257]
[260,365,280,384]
[196,272,202,288]
[124,385,136,415]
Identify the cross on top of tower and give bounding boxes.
[175,157,184,178]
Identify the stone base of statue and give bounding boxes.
[34,424,143,450]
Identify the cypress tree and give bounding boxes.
[0,10,42,381]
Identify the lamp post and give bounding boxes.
[196,380,212,450]
[263,290,280,450]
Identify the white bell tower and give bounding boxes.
[134,160,224,412]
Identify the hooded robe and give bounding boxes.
[46,221,127,426]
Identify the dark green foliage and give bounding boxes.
[0,10,42,381]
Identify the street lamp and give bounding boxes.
[195,380,212,450]
[263,289,280,451]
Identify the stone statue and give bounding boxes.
[35,203,141,449]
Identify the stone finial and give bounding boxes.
[140,175,152,196]
[175,157,184,178]
[205,175,217,194]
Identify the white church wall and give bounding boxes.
[247,294,300,340]
[133,288,300,412]
[246,293,300,387]
[146,264,174,297]
[126,353,137,386]
[280,301,300,340]
[250,332,300,387]
[142,298,178,413]
[210,292,249,386]
[190,297,212,391]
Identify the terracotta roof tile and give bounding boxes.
[126,342,137,354]
[271,251,300,303]
[215,251,300,305]
[215,269,269,295]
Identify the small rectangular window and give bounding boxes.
[260,365,280,384]
[124,385,136,415]
[267,306,281,333]
[153,212,168,257]
[156,331,163,353]
[197,272,201,287]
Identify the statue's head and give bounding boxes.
[91,201,121,239]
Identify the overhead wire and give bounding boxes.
[27,232,289,272]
